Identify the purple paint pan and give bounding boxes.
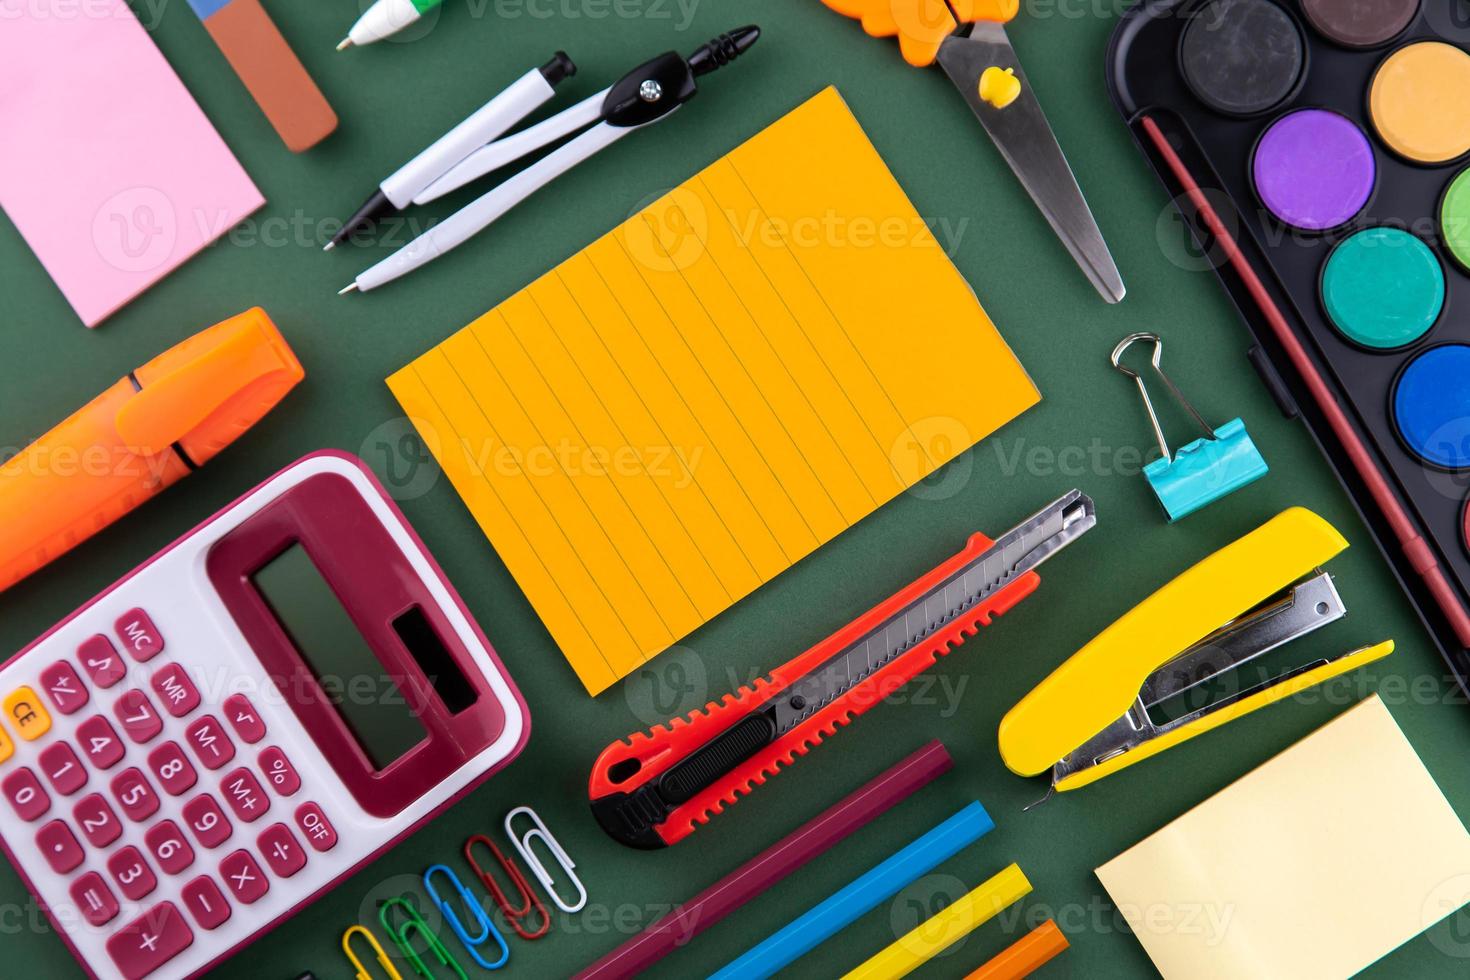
[1252,107,1376,230]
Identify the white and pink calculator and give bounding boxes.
[0,452,529,980]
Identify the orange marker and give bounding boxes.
[963,920,1069,980]
[0,308,303,591]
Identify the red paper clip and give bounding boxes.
[465,833,550,940]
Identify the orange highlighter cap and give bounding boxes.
[120,307,304,464]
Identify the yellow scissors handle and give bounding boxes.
[819,0,1020,67]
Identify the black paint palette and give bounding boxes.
[1109,0,1470,690]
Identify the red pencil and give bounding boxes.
[572,741,953,980]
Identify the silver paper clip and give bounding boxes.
[504,806,587,914]
[423,865,510,971]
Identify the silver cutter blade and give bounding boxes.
[769,490,1096,735]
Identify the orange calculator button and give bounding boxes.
[5,687,51,741]
[0,724,12,765]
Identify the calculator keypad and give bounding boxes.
[74,794,123,848]
[146,743,197,797]
[220,768,269,824]
[107,846,157,902]
[179,876,230,931]
[77,715,125,770]
[218,850,268,905]
[221,695,266,744]
[71,871,119,927]
[77,636,126,689]
[3,767,50,821]
[37,820,83,874]
[38,742,87,796]
[1,604,342,980]
[106,903,193,980]
[258,747,300,797]
[40,662,89,716]
[149,666,199,719]
[5,687,51,741]
[114,610,165,663]
[143,822,194,877]
[183,716,235,771]
[111,768,161,823]
[115,691,163,745]
[181,794,232,850]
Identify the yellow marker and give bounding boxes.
[3,687,50,741]
[978,67,1021,109]
[841,865,1032,980]
[0,721,13,765]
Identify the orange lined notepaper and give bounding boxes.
[387,87,1039,694]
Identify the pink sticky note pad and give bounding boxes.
[0,0,263,327]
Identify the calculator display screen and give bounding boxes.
[251,544,428,769]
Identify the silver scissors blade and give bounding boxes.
[936,22,1125,303]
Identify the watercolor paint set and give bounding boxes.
[1108,0,1470,689]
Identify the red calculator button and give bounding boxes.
[184,716,235,771]
[219,850,268,905]
[256,823,306,878]
[74,793,123,848]
[180,875,231,931]
[220,767,269,823]
[114,690,163,744]
[40,662,89,715]
[78,635,126,689]
[2,768,50,821]
[70,872,119,927]
[258,747,300,797]
[37,819,83,874]
[107,845,158,901]
[111,768,160,822]
[149,664,199,719]
[221,694,266,743]
[77,715,125,770]
[106,902,193,980]
[39,743,87,796]
[294,802,338,852]
[181,794,232,849]
[115,609,164,663]
[146,742,197,796]
[144,821,195,876]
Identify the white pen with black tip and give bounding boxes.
[337,25,762,295]
[324,54,576,251]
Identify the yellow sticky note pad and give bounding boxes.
[388,87,1039,694]
[1096,696,1470,979]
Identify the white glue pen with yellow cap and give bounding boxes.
[0,308,303,591]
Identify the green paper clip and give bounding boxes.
[379,897,469,980]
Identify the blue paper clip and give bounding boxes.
[423,864,510,971]
[1112,332,1267,522]
[379,896,468,980]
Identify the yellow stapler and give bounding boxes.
[998,508,1393,796]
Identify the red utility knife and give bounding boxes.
[589,490,1096,848]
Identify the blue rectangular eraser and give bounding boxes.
[1144,418,1268,522]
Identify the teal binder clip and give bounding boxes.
[1112,333,1268,522]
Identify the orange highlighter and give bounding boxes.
[0,308,304,591]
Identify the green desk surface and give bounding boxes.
[6,1,1470,977]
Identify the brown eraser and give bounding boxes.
[202,0,338,152]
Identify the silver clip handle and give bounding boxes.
[1110,332,1216,463]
